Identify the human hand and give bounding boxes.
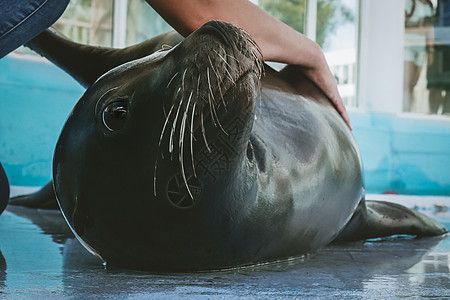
[328,92,353,130]
[303,62,353,130]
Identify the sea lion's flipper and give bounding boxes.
[26,28,183,88]
[334,199,448,243]
[9,181,58,209]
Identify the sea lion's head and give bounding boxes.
[53,21,263,269]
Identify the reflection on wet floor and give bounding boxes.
[0,201,449,298]
[0,249,6,291]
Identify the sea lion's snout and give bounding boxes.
[150,21,262,200]
[195,21,234,48]
[174,20,263,86]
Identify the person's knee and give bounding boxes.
[0,0,70,58]
[0,163,9,215]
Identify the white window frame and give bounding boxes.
[357,0,405,113]
[112,0,128,48]
[306,0,318,41]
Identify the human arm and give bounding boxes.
[146,0,352,130]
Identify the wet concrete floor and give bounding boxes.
[0,191,449,299]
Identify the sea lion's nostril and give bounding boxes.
[197,21,233,48]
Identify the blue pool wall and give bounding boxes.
[1,54,449,195]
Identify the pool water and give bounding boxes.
[0,193,449,299]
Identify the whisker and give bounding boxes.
[213,49,239,73]
[181,91,194,150]
[190,102,198,178]
[206,68,218,128]
[165,86,182,118]
[206,67,217,104]
[196,74,201,97]
[170,94,184,157]
[226,53,239,62]
[167,72,179,88]
[154,102,175,196]
[169,69,188,156]
[208,91,228,136]
[212,53,236,84]
[175,86,182,98]
[163,73,181,117]
[200,109,211,153]
[207,91,217,127]
[158,103,175,159]
[257,79,263,116]
[224,66,236,85]
[208,55,226,110]
[184,91,197,140]
[179,91,194,200]
[206,67,228,136]
[206,67,226,134]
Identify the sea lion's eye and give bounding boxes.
[102,101,128,131]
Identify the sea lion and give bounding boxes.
[13,21,447,271]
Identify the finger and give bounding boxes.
[330,96,353,130]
